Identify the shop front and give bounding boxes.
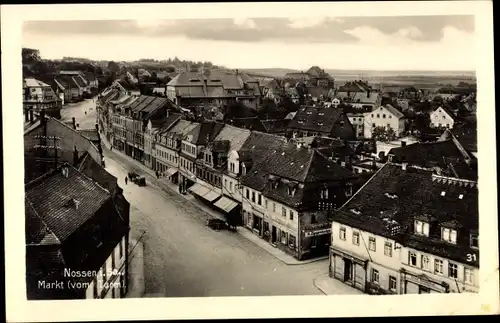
[213,195,242,226]
[400,268,449,294]
[301,226,332,259]
[179,172,196,194]
[164,167,179,184]
[330,246,368,293]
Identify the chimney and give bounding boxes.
[72,117,76,129]
[73,146,79,165]
[367,90,371,98]
[401,141,407,147]
[40,109,46,125]
[402,162,408,170]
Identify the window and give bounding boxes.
[442,227,457,244]
[371,114,374,117]
[320,188,329,199]
[371,269,379,283]
[310,214,317,224]
[289,210,294,220]
[414,220,429,236]
[251,191,256,203]
[246,189,249,199]
[389,276,397,291]
[352,232,360,245]
[368,237,376,251]
[421,255,430,271]
[376,114,380,118]
[345,184,353,197]
[409,252,417,266]
[280,231,288,244]
[464,268,474,284]
[265,199,268,209]
[384,241,392,257]
[389,115,392,118]
[289,235,296,248]
[224,179,228,188]
[258,194,262,205]
[229,182,233,192]
[382,114,386,118]
[470,233,478,249]
[273,203,276,212]
[339,227,346,240]
[282,207,286,217]
[448,262,458,278]
[434,259,444,275]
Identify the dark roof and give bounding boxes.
[388,139,476,180]
[230,117,267,132]
[157,113,182,132]
[332,163,478,266]
[450,123,477,152]
[72,75,86,88]
[260,119,289,134]
[54,75,78,89]
[117,79,139,91]
[185,121,225,145]
[288,106,344,133]
[25,165,111,242]
[78,129,99,142]
[239,131,288,158]
[77,152,119,195]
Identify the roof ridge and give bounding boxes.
[338,162,389,212]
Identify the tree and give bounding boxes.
[224,101,256,120]
[372,126,397,142]
[278,96,300,114]
[165,66,176,73]
[258,99,284,119]
[107,61,120,73]
[22,48,41,63]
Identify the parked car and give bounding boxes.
[206,219,228,231]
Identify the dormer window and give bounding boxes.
[345,183,353,197]
[414,220,429,237]
[440,191,446,197]
[458,194,464,199]
[317,122,323,126]
[288,187,296,196]
[470,233,478,249]
[442,227,457,244]
[241,163,246,175]
[320,188,329,199]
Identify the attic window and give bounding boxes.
[306,111,312,115]
[458,194,464,199]
[288,187,297,196]
[281,152,285,156]
[318,112,325,116]
[317,122,324,126]
[350,209,361,215]
[414,220,429,237]
[442,227,457,244]
[385,193,398,199]
[298,121,304,124]
[440,191,446,197]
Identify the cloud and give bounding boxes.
[233,18,256,29]
[23,16,474,45]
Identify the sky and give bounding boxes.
[22,15,476,71]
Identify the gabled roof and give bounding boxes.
[433,105,457,121]
[72,75,87,88]
[239,131,288,157]
[332,163,478,266]
[25,165,112,242]
[161,120,199,138]
[77,129,99,142]
[212,124,251,152]
[185,121,225,145]
[260,119,289,134]
[382,104,405,119]
[288,106,344,133]
[157,113,182,133]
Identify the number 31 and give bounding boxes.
[467,253,477,262]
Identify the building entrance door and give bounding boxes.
[271,226,277,244]
[344,259,353,282]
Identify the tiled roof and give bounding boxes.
[284,72,311,80]
[287,106,344,133]
[157,113,182,133]
[176,86,206,98]
[116,79,139,91]
[307,86,330,99]
[77,152,119,195]
[72,75,86,88]
[24,78,50,88]
[167,70,258,92]
[213,124,251,152]
[185,121,225,145]
[435,105,457,121]
[260,119,289,134]
[25,165,111,242]
[387,139,476,180]
[449,123,477,153]
[78,129,99,142]
[230,117,266,132]
[383,104,405,119]
[162,120,199,138]
[239,131,288,156]
[25,198,61,245]
[332,163,478,266]
[337,91,380,105]
[54,76,78,90]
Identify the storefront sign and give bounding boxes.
[304,228,331,237]
[404,274,445,292]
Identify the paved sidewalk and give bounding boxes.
[126,238,145,298]
[313,273,364,295]
[101,136,328,266]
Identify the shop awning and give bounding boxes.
[213,196,239,213]
[165,167,178,177]
[202,190,221,202]
[188,183,210,197]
